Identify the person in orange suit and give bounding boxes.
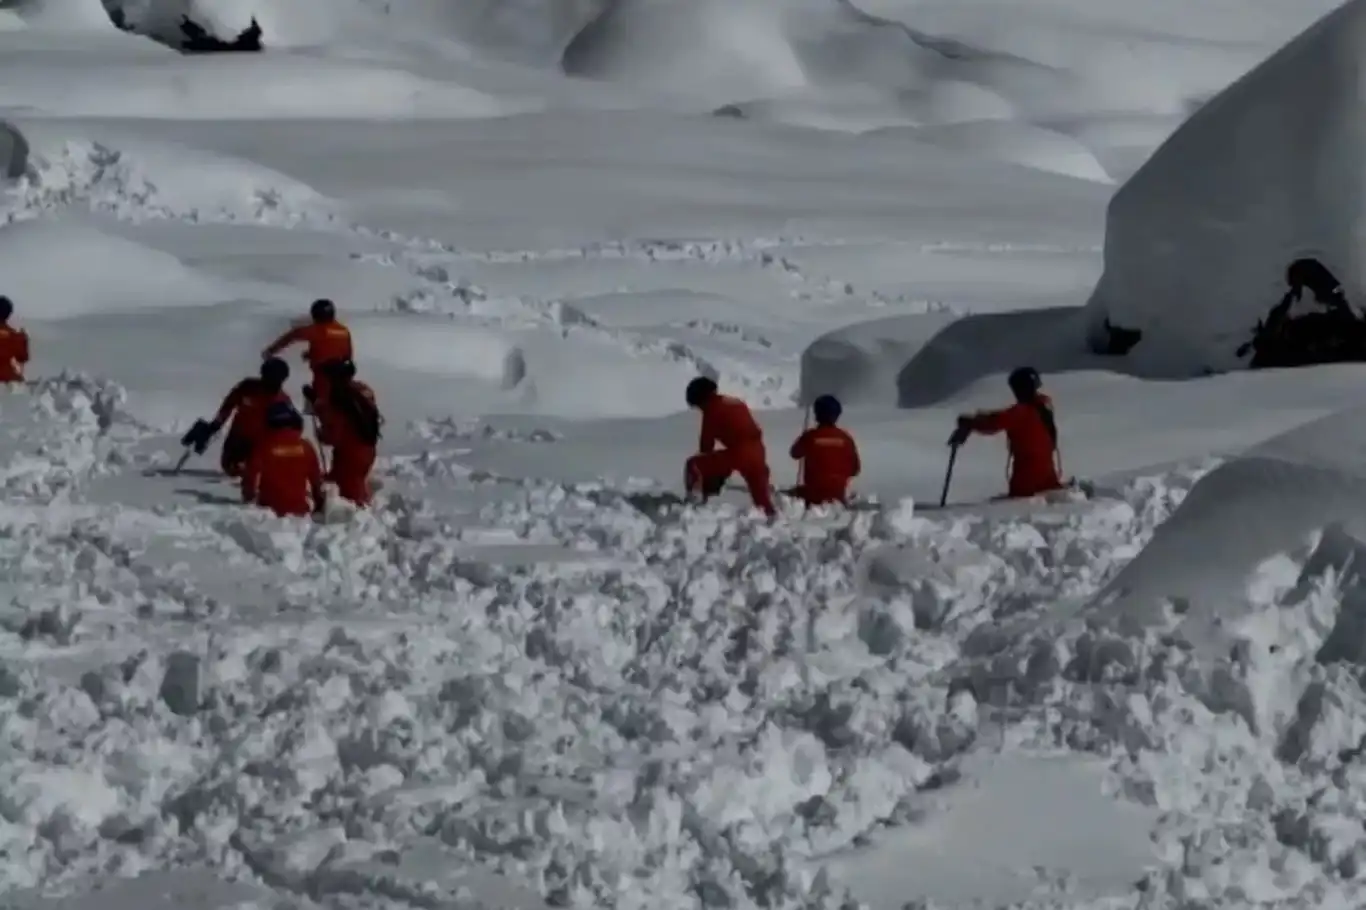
[313,359,382,507]
[950,366,1064,499]
[788,394,861,506]
[242,401,325,518]
[683,377,776,518]
[261,298,353,406]
[198,357,293,477]
[0,296,31,384]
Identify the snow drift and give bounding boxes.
[562,0,943,108]
[1091,403,1366,654]
[0,219,222,319]
[1081,0,1366,374]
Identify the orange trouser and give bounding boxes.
[330,443,376,506]
[685,448,775,517]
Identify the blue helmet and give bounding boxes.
[812,394,842,425]
[265,401,303,430]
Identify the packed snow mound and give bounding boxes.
[1092,403,1366,655]
[14,129,333,223]
[562,0,942,107]
[0,219,222,319]
[1081,0,1366,374]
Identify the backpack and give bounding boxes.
[332,383,382,445]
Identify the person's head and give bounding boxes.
[322,358,357,384]
[812,394,842,426]
[264,401,304,433]
[685,376,718,410]
[310,298,337,323]
[259,356,289,390]
[0,296,13,322]
[1007,366,1042,403]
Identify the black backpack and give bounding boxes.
[332,384,382,445]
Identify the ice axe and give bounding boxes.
[939,443,959,508]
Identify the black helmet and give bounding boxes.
[260,356,289,386]
[322,358,356,382]
[310,298,337,322]
[1007,366,1042,400]
[685,376,718,408]
[812,394,842,425]
[264,401,303,430]
[0,296,13,320]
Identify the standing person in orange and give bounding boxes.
[0,296,30,384]
[788,394,861,506]
[186,357,293,477]
[242,401,325,518]
[261,299,353,405]
[683,377,776,518]
[312,359,382,507]
[949,366,1064,499]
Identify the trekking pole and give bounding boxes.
[939,442,960,508]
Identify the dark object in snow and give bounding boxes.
[1237,258,1366,368]
[1094,317,1143,355]
[179,16,263,54]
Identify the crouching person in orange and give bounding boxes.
[683,376,776,518]
[242,402,325,518]
[206,357,293,477]
[788,394,861,506]
[313,359,381,507]
[261,298,353,405]
[0,296,30,384]
[949,366,1064,499]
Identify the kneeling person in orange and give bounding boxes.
[949,366,1063,499]
[0,296,30,384]
[313,359,382,507]
[205,357,292,477]
[242,402,325,518]
[262,298,353,404]
[683,376,776,518]
[789,394,861,506]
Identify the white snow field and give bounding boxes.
[2,0,1366,909]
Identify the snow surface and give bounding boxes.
[2,1,1366,909]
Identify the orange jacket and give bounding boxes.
[242,428,324,517]
[214,380,291,442]
[966,394,1062,498]
[315,380,380,451]
[790,425,861,499]
[0,322,30,383]
[699,394,765,456]
[263,321,353,374]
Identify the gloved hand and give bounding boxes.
[947,416,972,448]
[180,418,222,455]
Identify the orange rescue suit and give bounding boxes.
[242,428,325,518]
[965,394,1063,498]
[789,425,861,505]
[0,322,30,383]
[213,381,292,476]
[315,380,380,507]
[263,321,353,400]
[686,394,775,516]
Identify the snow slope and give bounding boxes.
[2,1,1366,910]
[1083,0,1366,375]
